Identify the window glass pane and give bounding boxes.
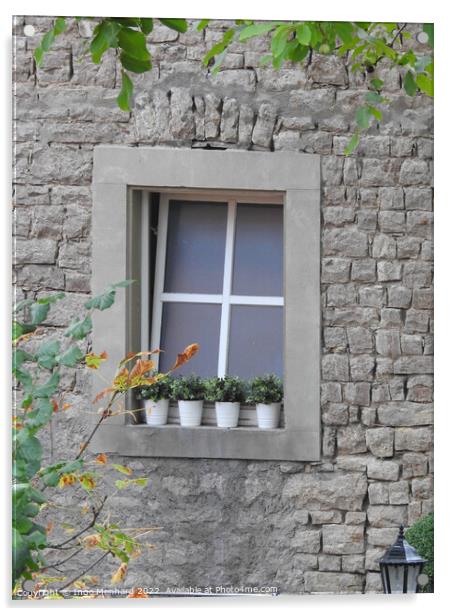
[232,203,283,296]
[159,303,221,376]
[164,200,227,294]
[228,305,283,378]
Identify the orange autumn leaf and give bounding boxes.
[82,533,101,548]
[59,473,77,488]
[62,403,72,411]
[119,348,161,368]
[95,453,108,465]
[46,521,54,534]
[129,359,155,381]
[111,562,128,585]
[86,351,108,370]
[128,588,149,599]
[51,400,58,412]
[170,343,200,371]
[92,387,114,403]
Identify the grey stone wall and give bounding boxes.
[13,16,433,594]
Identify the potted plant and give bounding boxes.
[171,375,206,427]
[137,374,173,426]
[205,376,246,428]
[248,374,283,429]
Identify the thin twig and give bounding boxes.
[57,551,111,592]
[47,496,107,549]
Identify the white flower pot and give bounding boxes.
[144,399,169,426]
[215,401,240,428]
[178,400,203,427]
[256,402,281,429]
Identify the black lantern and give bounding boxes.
[379,525,427,593]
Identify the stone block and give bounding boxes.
[377,261,402,282]
[347,327,373,353]
[304,572,363,593]
[404,187,433,210]
[376,330,401,357]
[367,459,399,481]
[282,472,367,511]
[366,428,394,458]
[399,159,432,185]
[387,286,412,308]
[344,383,371,406]
[394,427,433,452]
[342,555,365,574]
[293,530,321,553]
[251,102,277,148]
[394,356,433,374]
[322,354,349,381]
[14,238,58,265]
[323,228,368,257]
[367,505,407,527]
[322,524,364,555]
[402,453,428,478]
[368,482,389,504]
[351,259,376,282]
[389,481,410,504]
[321,258,351,283]
[411,476,433,500]
[337,425,367,455]
[377,402,433,426]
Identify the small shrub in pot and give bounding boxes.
[171,374,206,427]
[205,376,246,428]
[248,374,283,429]
[137,374,173,426]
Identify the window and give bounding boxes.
[147,192,284,379]
[91,147,320,461]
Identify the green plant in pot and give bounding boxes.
[205,376,246,428]
[248,374,283,429]
[171,374,206,427]
[137,374,174,426]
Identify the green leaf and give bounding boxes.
[296,24,311,46]
[197,19,210,31]
[36,340,60,369]
[29,42,42,68]
[64,315,93,340]
[111,464,132,476]
[112,279,134,289]
[356,106,372,129]
[12,321,35,342]
[368,105,383,121]
[416,73,433,96]
[287,43,309,63]
[33,371,60,398]
[53,17,66,35]
[41,30,55,52]
[13,349,34,371]
[117,71,134,112]
[404,70,417,96]
[271,25,291,58]
[90,20,120,64]
[239,22,276,41]
[30,303,49,325]
[211,49,227,74]
[365,91,383,104]
[118,28,150,61]
[423,23,434,48]
[344,132,360,156]
[370,78,384,91]
[57,345,83,367]
[159,18,188,33]
[140,18,153,35]
[335,21,355,45]
[203,29,234,64]
[14,298,34,313]
[26,399,54,431]
[119,52,152,73]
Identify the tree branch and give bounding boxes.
[47,496,107,550]
[57,551,111,592]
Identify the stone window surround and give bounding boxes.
[90,146,321,461]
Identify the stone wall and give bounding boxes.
[12,16,433,594]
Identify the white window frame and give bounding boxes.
[91,146,321,461]
[147,190,284,377]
